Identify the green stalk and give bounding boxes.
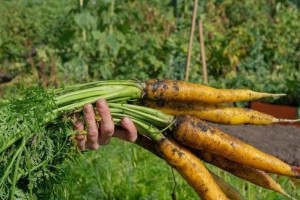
[55,86,125,105]
[53,80,143,95]
[21,160,47,177]
[10,138,25,200]
[0,138,26,187]
[108,97,134,103]
[0,132,31,154]
[121,103,173,119]
[109,103,174,127]
[24,147,33,198]
[111,113,164,141]
[56,87,141,112]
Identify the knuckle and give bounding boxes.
[85,114,95,122]
[88,130,98,137]
[102,126,114,136]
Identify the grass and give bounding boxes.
[63,139,300,200]
[65,139,198,200]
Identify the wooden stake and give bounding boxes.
[185,0,198,81]
[198,19,208,84]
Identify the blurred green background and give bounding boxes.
[1,0,299,105]
[0,0,299,199]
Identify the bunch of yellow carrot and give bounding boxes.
[1,79,299,199]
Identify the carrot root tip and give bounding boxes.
[271,93,286,97]
[279,119,300,123]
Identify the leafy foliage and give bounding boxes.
[1,0,299,105]
[202,0,300,105]
[0,88,77,199]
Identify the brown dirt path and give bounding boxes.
[210,123,300,166]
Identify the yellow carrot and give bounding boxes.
[210,171,243,200]
[157,138,228,200]
[196,150,291,197]
[136,134,291,198]
[143,79,285,103]
[135,134,227,200]
[143,100,299,125]
[171,115,300,178]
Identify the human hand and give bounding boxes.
[73,99,138,150]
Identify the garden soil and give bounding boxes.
[211,123,300,166]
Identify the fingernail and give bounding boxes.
[122,117,130,125]
[128,133,138,142]
[96,99,106,108]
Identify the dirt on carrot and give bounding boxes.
[143,100,297,125]
[143,79,284,103]
[195,150,289,196]
[171,115,300,178]
[157,138,228,200]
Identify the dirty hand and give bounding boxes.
[74,99,137,150]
